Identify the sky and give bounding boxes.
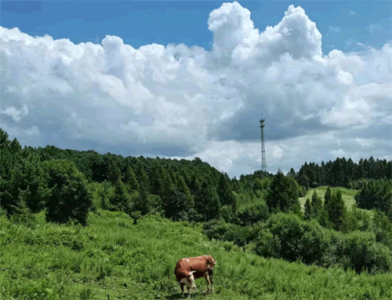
[1,1,391,178]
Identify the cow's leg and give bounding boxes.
[180,283,185,296]
[204,273,210,293]
[187,286,191,297]
[210,273,215,294]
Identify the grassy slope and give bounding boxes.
[299,186,358,211]
[1,210,391,300]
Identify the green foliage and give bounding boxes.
[3,212,392,300]
[123,165,139,192]
[110,179,130,212]
[355,179,392,220]
[176,175,193,208]
[162,188,189,221]
[135,160,150,193]
[326,190,346,230]
[0,153,49,215]
[236,199,269,226]
[324,186,332,209]
[193,181,221,221]
[260,213,392,273]
[107,158,121,183]
[2,127,392,293]
[218,172,235,207]
[311,190,323,215]
[43,160,92,226]
[341,205,372,233]
[372,210,392,248]
[132,188,150,216]
[304,198,312,220]
[203,219,258,247]
[266,171,299,214]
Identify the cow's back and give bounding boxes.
[186,256,210,279]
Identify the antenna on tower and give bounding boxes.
[260,118,267,177]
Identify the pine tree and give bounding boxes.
[304,198,312,220]
[177,175,194,208]
[324,187,332,211]
[218,173,235,206]
[287,168,296,177]
[123,166,140,192]
[43,160,92,226]
[111,179,130,212]
[311,190,323,216]
[266,171,299,213]
[194,181,221,221]
[107,158,121,183]
[327,190,346,230]
[135,160,150,193]
[133,188,150,215]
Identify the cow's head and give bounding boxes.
[207,255,217,270]
[185,270,196,289]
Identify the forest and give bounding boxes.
[1,127,392,299]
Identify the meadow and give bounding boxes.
[1,210,392,300]
[299,186,358,210]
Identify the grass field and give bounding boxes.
[1,209,391,300]
[299,186,358,211]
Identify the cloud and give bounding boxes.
[328,26,341,33]
[1,2,391,177]
[350,11,356,16]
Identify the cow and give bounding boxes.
[174,255,217,296]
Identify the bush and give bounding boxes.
[261,213,392,273]
[203,219,258,247]
[237,200,269,226]
[255,229,280,257]
[343,231,392,274]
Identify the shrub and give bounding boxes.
[237,200,269,226]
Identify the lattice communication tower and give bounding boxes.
[260,118,267,175]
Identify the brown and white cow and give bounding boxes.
[174,255,217,296]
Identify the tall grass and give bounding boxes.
[1,210,391,299]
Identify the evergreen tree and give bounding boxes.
[135,160,150,193]
[194,181,221,221]
[177,175,194,208]
[218,172,235,206]
[123,166,140,192]
[107,159,121,183]
[110,179,130,212]
[297,172,310,190]
[43,160,92,226]
[311,190,323,216]
[304,198,312,220]
[287,168,296,177]
[0,152,49,215]
[133,188,150,215]
[266,171,299,213]
[327,190,346,230]
[324,187,332,211]
[163,188,189,221]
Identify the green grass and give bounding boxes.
[1,210,391,300]
[299,186,358,211]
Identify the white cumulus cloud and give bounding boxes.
[1,2,391,177]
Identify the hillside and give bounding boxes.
[1,211,391,300]
[299,186,358,210]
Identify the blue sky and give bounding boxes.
[2,1,391,54]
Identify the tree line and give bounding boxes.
[1,127,391,274]
[290,157,392,189]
